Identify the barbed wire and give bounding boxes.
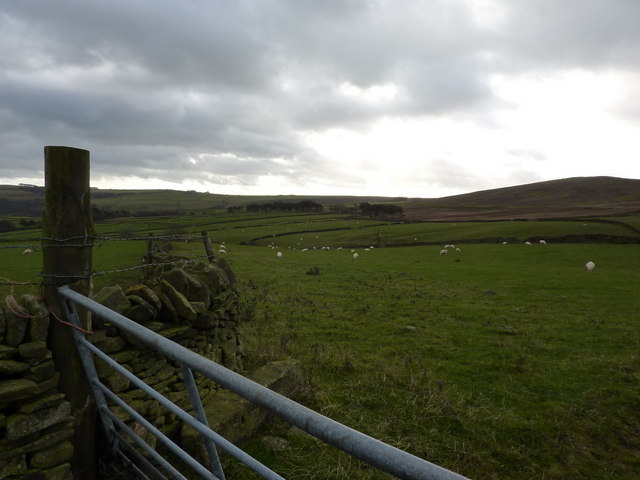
[1,234,214,287]
[0,233,201,250]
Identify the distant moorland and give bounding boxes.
[1,176,639,221]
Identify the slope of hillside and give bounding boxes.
[402,176,640,221]
[1,176,639,220]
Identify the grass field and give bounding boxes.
[1,212,639,478]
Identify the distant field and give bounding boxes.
[1,211,639,478]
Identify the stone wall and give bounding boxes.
[0,295,74,480]
[0,257,246,479]
[89,259,246,442]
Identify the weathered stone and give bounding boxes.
[0,453,27,477]
[28,440,74,469]
[18,341,49,359]
[160,280,196,323]
[28,316,50,343]
[192,263,230,295]
[157,325,193,341]
[103,372,130,394]
[214,258,236,287]
[95,335,126,354]
[0,379,40,403]
[4,304,28,347]
[27,462,72,480]
[144,321,165,332]
[92,285,131,315]
[139,358,168,378]
[190,301,206,314]
[0,344,16,360]
[156,291,179,323]
[19,393,66,414]
[37,372,60,394]
[0,425,71,461]
[24,359,55,382]
[0,359,30,375]
[6,401,71,440]
[110,349,139,364]
[17,294,50,342]
[125,284,162,311]
[124,295,157,323]
[181,360,301,464]
[25,351,52,368]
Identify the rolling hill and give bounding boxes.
[401,176,640,221]
[1,176,639,220]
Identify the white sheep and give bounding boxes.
[539,240,547,245]
[586,261,595,271]
[439,249,448,255]
[525,241,532,246]
[301,248,308,252]
[22,249,33,254]
[353,252,359,260]
[455,248,461,253]
[218,249,226,254]
[277,251,283,258]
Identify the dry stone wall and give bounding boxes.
[89,259,246,441]
[0,295,74,480]
[0,257,246,478]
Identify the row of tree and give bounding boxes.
[358,202,403,217]
[238,200,324,213]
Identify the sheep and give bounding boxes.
[218,249,226,254]
[502,241,508,245]
[455,248,461,253]
[301,248,308,252]
[439,249,448,255]
[353,252,359,260]
[277,251,283,258]
[586,261,595,271]
[525,241,532,246]
[22,249,32,254]
[539,240,547,245]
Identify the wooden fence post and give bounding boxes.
[201,230,215,263]
[41,146,97,480]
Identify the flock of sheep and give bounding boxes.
[266,238,596,271]
[21,237,597,271]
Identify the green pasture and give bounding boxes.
[217,242,640,479]
[1,213,639,478]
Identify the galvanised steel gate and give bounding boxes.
[58,285,470,480]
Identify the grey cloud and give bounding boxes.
[1,0,638,194]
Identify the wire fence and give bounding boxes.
[0,233,218,288]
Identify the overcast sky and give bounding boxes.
[1,1,639,198]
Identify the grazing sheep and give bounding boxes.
[301,248,308,252]
[455,248,461,253]
[586,261,595,271]
[364,248,370,252]
[439,249,448,255]
[525,241,532,246]
[502,241,508,245]
[353,252,359,260]
[277,251,283,258]
[22,249,32,254]
[539,240,547,245]
[218,249,226,254]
